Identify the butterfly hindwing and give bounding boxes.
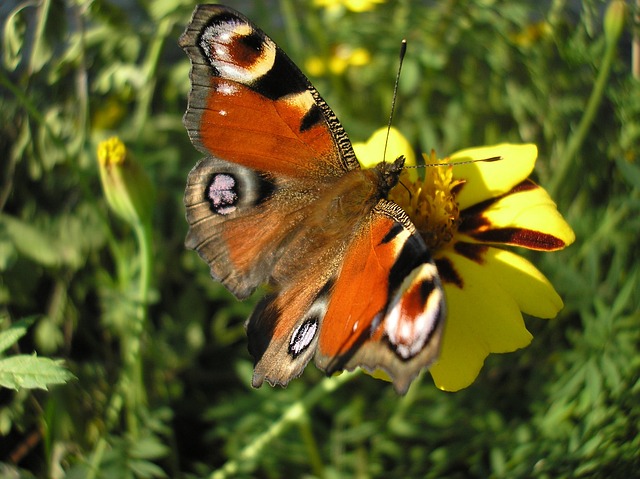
[316,200,445,394]
[246,276,335,388]
[185,156,294,298]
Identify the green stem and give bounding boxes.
[132,17,173,134]
[124,218,153,435]
[85,438,108,479]
[297,413,326,478]
[547,35,618,199]
[85,383,125,478]
[209,372,359,479]
[28,0,51,74]
[279,0,304,58]
[85,216,153,475]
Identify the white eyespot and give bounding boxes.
[287,290,331,359]
[289,319,318,358]
[385,263,443,359]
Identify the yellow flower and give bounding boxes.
[354,129,575,391]
[509,21,552,48]
[314,0,385,13]
[353,127,416,169]
[305,46,371,77]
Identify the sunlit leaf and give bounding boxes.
[0,354,75,390]
[0,317,35,354]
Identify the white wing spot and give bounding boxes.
[289,319,318,358]
[385,263,442,359]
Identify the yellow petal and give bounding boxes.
[461,183,576,250]
[305,56,326,76]
[345,0,384,12]
[348,47,371,66]
[353,127,416,172]
[329,56,348,75]
[451,144,537,210]
[481,248,564,318]
[430,251,533,391]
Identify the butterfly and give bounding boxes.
[179,4,445,394]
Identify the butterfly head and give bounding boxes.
[375,155,406,196]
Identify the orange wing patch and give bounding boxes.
[315,205,445,393]
[319,214,404,357]
[199,79,340,177]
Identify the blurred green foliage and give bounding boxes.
[1,0,639,477]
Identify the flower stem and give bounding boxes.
[132,16,173,133]
[297,413,325,478]
[208,372,358,479]
[126,218,153,430]
[28,0,51,74]
[547,19,619,199]
[85,383,126,479]
[85,217,152,476]
[85,438,108,479]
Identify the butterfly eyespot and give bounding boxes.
[199,20,275,84]
[385,265,444,359]
[207,173,239,215]
[288,318,319,358]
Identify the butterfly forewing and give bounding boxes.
[179,4,359,178]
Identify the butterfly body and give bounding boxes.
[181,5,445,393]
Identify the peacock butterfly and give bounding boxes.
[179,4,445,394]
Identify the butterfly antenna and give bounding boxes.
[419,156,503,167]
[382,39,407,164]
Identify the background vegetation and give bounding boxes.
[1,0,639,477]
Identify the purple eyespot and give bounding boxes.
[207,173,238,215]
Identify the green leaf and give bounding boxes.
[130,435,170,461]
[129,459,167,479]
[1,3,26,70]
[0,354,75,390]
[0,214,62,267]
[0,224,17,271]
[0,317,35,354]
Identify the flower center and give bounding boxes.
[389,151,464,252]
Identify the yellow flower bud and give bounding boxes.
[604,0,627,46]
[97,137,154,226]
